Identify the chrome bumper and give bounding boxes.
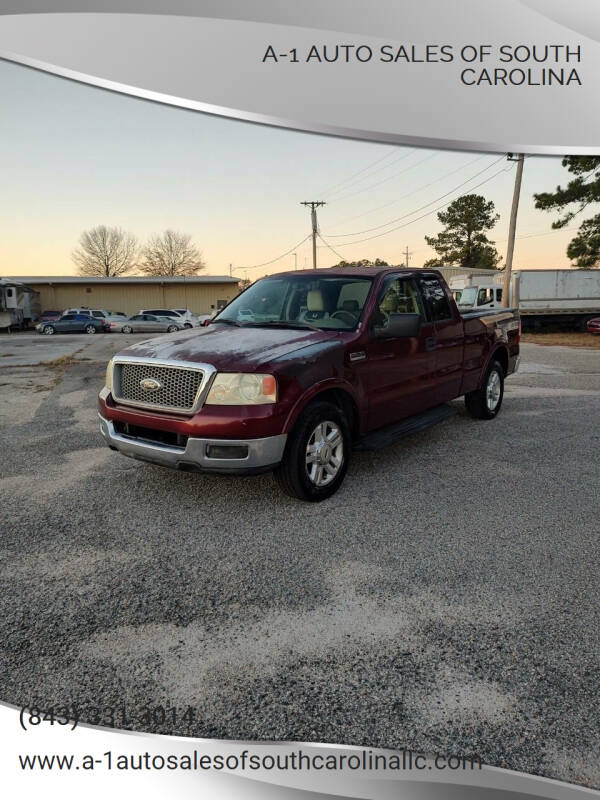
[99,415,287,474]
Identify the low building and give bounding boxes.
[9,275,240,316]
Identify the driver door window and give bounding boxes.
[477,288,494,306]
[374,277,424,329]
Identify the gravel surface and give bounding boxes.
[1,337,599,788]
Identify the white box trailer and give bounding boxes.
[450,269,600,330]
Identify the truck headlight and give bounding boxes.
[105,359,114,392]
[206,373,276,405]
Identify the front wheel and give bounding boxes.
[122,325,133,334]
[274,401,350,501]
[465,360,504,419]
[43,325,55,335]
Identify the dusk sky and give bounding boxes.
[0,59,583,279]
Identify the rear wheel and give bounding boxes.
[274,401,350,501]
[43,325,55,335]
[122,325,133,334]
[85,324,97,334]
[167,325,179,333]
[465,360,504,419]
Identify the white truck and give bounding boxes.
[450,269,600,330]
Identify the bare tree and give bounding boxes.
[72,225,137,277]
[140,230,206,277]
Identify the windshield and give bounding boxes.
[215,275,374,331]
[456,287,478,307]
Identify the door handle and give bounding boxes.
[425,337,437,352]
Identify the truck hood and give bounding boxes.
[118,324,341,371]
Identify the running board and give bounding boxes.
[355,404,456,452]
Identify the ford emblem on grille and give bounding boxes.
[139,377,162,392]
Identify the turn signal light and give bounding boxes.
[262,376,276,396]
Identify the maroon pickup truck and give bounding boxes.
[98,268,520,501]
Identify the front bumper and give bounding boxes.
[98,414,287,475]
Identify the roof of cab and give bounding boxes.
[269,266,430,279]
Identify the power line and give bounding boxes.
[327,165,513,248]
[327,153,488,230]
[330,152,438,203]
[324,149,415,199]
[318,148,403,197]
[502,225,576,242]
[326,155,507,238]
[317,233,347,263]
[232,234,312,272]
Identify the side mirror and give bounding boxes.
[373,313,422,339]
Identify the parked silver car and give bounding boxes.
[108,314,184,334]
[140,308,202,328]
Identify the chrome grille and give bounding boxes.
[115,362,204,412]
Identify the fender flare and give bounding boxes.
[479,343,509,386]
[283,378,362,435]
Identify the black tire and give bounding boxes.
[43,325,55,335]
[167,325,178,333]
[85,324,97,334]
[274,401,351,502]
[184,322,193,329]
[465,359,504,419]
[122,325,133,334]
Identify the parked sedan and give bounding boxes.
[108,314,184,334]
[36,313,108,335]
[586,317,600,334]
[140,309,201,328]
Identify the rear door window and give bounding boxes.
[420,276,453,321]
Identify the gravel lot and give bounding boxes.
[1,333,599,787]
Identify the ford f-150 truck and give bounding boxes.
[98,268,520,501]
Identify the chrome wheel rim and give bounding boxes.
[486,369,501,411]
[43,326,54,335]
[86,326,96,334]
[305,420,344,487]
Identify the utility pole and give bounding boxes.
[503,154,525,307]
[229,263,232,276]
[301,201,326,269]
[403,246,412,268]
[292,252,297,270]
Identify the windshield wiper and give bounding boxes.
[211,318,243,327]
[244,320,321,332]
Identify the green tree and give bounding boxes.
[425,194,501,270]
[534,156,600,268]
[422,257,443,269]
